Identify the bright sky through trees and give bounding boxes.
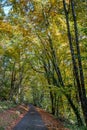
[3,6,11,15]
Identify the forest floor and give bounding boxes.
[0,104,69,130]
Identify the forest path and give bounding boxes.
[13,105,69,130]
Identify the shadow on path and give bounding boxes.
[13,105,48,130]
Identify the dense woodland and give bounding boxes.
[0,0,87,128]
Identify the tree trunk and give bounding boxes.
[50,90,55,115]
[9,62,16,100]
[71,0,87,125]
[65,94,83,126]
[40,11,83,125]
[63,0,87,125]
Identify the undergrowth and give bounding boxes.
[58,116,87,130]
[0,101,17,112]
[66,124,87,130]
[0,127,4,130]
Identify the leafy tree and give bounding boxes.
[0,0,87,127]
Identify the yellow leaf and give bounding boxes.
[50,0,56,5]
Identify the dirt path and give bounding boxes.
[13,105,69,130]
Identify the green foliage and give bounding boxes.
[66,124,87,130]
[0,101,17,112]
[0,127,4,130]
[0,0,87,126]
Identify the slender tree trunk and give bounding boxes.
[63,0,87,125]
[50,90,55,115]
[71,0,87,125]
[56,96,59,116]
[48,34,64,87]
[47,23,83,126]
[9,62,16,100]
[65,94,83,126]
[40,10,83,125]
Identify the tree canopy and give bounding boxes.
[0,0,87,127]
